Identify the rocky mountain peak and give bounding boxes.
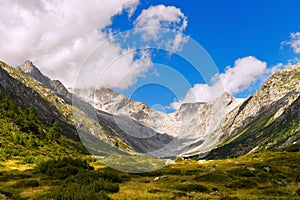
[18,60,41,74]
[17,60,50,87]
[17,60,72,103]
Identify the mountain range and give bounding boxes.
[0,60,299,159]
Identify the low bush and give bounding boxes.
[38,157,92,180]
[54,183,111,200]
[23,156,35,164]
[15,179,39,188]
[0,188,20,199]
[295,188,300,196]
[173,183,209,193]
[92,179,119,193]
[225,179,258,189]
[148,189,162,193]
[227,168,256,178]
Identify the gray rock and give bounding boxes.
[17,60,72,103]
[246,167,256,172]
[210,191,222,196]
[160,175,168,179]
[263,166,270,173]
[154,175,168,181]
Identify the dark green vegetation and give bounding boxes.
[0,92,122,199]
[0,91,87,162]
[0,157,125,199]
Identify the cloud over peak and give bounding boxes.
[289,32,300,54]
[170,56,280,110]
[282,32,300,54]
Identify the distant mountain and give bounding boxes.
[73,85,244,157]
[1,60,299,159]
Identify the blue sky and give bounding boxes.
[109,0,300,112]
[1,1,299,113]
[111,0,299,67]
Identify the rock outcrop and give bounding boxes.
[207,63,300,158]
[17,60,72,103]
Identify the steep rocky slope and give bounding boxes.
[0,61,134,155]
[17,60,72,103]
[0,61,77,139]
[207,64,300,158]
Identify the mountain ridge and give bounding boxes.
[1,60,299,159]
[17,60,72,103]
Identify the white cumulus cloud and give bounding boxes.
[282,32,300,54]
[170,56,280,110]
[0,0,141,87]
[289,32,300,54]
[134,5,188,52]
[76,45,152,89]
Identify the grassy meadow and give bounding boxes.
[0,150,300,199]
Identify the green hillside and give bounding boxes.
[0,92,300,199]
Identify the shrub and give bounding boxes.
[4,148,19,157]
[173,191,187,197]
[98,169,124,183]
[38,157,92,179]
[173,183,209,193]
[92,179,119,193]
[54,183,111,200]
[148,189,162,193]
[262,188,291,196]
[0,188,20,199]
[295,188,300,196]
[15,180,39,188]
[64,170,122,184]
[225,179,258,189]
[23,156,35,164]
[51,165,79,179]
[227,168,256,178]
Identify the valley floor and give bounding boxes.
[1,151,300,199]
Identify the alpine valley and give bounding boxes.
[0,60,300,199]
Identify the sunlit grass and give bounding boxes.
[0,159,35,171]
[0,151,299,199]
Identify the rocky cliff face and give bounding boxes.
[17,60,72,103]
[207,63,300,158]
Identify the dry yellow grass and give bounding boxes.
[0,159,35,171]
[20,185,51,199]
